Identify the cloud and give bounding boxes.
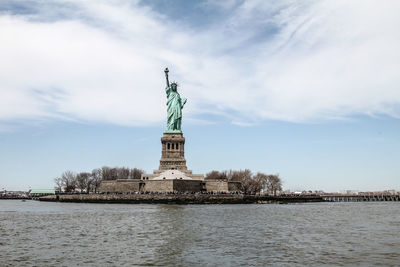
[1,0,399,129]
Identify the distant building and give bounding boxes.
[339,190,360,195]
[29,189,55,197]
[387,190,396,195]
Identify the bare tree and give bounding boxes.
[61,171,77,193]
[205,170,227,180]
[54,177,63,192]
[76,172,91,193]
[130,168,144,179]
[253,172,268,193]
[110,168,118,180]
[211,169,283,195]
[205,170,219,180]
[116,167,130,179]
[227,169,253,194]
[101,166,113,180]
[90,168,102,193]
[265,174,283,196]
[55,166,146,192]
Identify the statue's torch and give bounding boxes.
[164,67,170,87]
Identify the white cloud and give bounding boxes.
[1,0,399,129]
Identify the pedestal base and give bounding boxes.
[159,132,187,171]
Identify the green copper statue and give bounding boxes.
[164,67,187,133]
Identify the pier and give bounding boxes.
[322,194,400,202]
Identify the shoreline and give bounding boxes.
[39,194,324,204]
[0,196,30,200]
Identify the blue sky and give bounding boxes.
[0,0,399,191]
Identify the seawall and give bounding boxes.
[39,194,324,204]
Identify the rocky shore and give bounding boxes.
[39,193,324,204]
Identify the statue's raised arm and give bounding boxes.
[164,67,170,88]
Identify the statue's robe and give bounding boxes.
[166,86,186,131]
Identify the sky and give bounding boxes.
[0,0,399,192]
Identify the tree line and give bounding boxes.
[205,169,283,195]
[54,167,282,195]
[54,167,144,193]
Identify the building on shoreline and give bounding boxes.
[29,189,56,197]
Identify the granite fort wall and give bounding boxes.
[205,180,229,192]
[173,180,204,192]
[144,180,204,192]
[144,180,173,192]
[98,179,142,193]
[99,179,241,193]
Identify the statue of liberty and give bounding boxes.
[164,67,187,133]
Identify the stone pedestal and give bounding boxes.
[140,132,204,182]
[159,133,187,171]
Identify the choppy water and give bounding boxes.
[0,200,399,266]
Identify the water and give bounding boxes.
[0,200,399,266]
